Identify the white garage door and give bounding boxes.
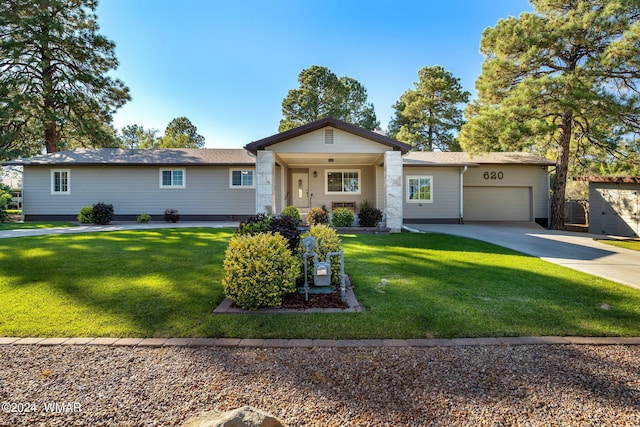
[464,187,531,221]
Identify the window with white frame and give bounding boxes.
[230,169,255,188]
[51,169,70,194]
[160,169,185,188]
[406,175,433,202]
[326,170,360,194]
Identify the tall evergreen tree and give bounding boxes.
[155,117,205,148]
[0,0,130,158]
[460,0,640,230]
[389,65,470,152]
[279,65,378,131]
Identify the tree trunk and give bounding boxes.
[44,120,60,153]
[41,24,59,153]
[550,110,573,230]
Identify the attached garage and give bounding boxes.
[464,186,531,221]
[402,152,554,225]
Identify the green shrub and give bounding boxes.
[238,213,300,254]
[299,224,343,286]
[237,213,271,235]
[331,208,354,227]
[306,207,329,226]
[358,206,384,227]
[280,205,301,223]
[92,202,114,225]
[164,209,179,223]
[0,184,12,223]
[136,213,151,223]
[223,232,299,310]
[77,206,94,224]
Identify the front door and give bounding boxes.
[292,173,309,208]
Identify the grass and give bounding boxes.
[1,228,639,339]
[597,239,640,252]
[0,221,78,230]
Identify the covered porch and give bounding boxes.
[244,118,410,232]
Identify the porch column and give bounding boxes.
[256,150,275,214]
[384,150,403,232]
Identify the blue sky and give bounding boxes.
[96,0,533,148]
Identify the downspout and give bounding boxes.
[459,166,468,224]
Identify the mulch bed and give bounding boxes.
[228,290,349,310]
[280,290,349,309]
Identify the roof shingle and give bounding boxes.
[3,148,255,166]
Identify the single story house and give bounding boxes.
[3,118,554,231]
[576,176,639,237]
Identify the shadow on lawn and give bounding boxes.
[0,228,234,337]
[341,233,640,338]
[1,229,639,339]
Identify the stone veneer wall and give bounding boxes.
[384,151,403,232]
[256,151,274,214]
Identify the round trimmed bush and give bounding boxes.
[358,206,383,227]
[223,232,299,310]
[306,207,329,226]
[331,208,354,227]
[136,213,151,223]
[92,202,114,225]
[78,206,93,224]
[280,205,301,223]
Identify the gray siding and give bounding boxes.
[23,165,255,218]
[403,167,461,221]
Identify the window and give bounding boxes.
[326,170,360,194]
[230,169,255,188]
[160,169,185,188]
[51,169,70,194]
[406,176,433,202]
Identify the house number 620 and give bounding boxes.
[483,171,504,180]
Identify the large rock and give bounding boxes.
[181,406,283,427]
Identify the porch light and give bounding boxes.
[313,171,318,178]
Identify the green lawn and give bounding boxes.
[598,239,640,252]
[0,221,78,230]
[1,228,639,339]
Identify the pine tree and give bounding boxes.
[389,65,470,152]
[0,0,130,158]
[460,0,640,230]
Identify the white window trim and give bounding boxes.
[51,169,71,194]
[229,168,255,189]
[159,168,186,188]
[406,175,433,203]
[325,169,361,195]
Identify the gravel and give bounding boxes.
[1,344,639,426]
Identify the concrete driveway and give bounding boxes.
[404,222,640,290]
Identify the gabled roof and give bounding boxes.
[244,117,411,154]
[403,151,555,166]
[3,148,256,166]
